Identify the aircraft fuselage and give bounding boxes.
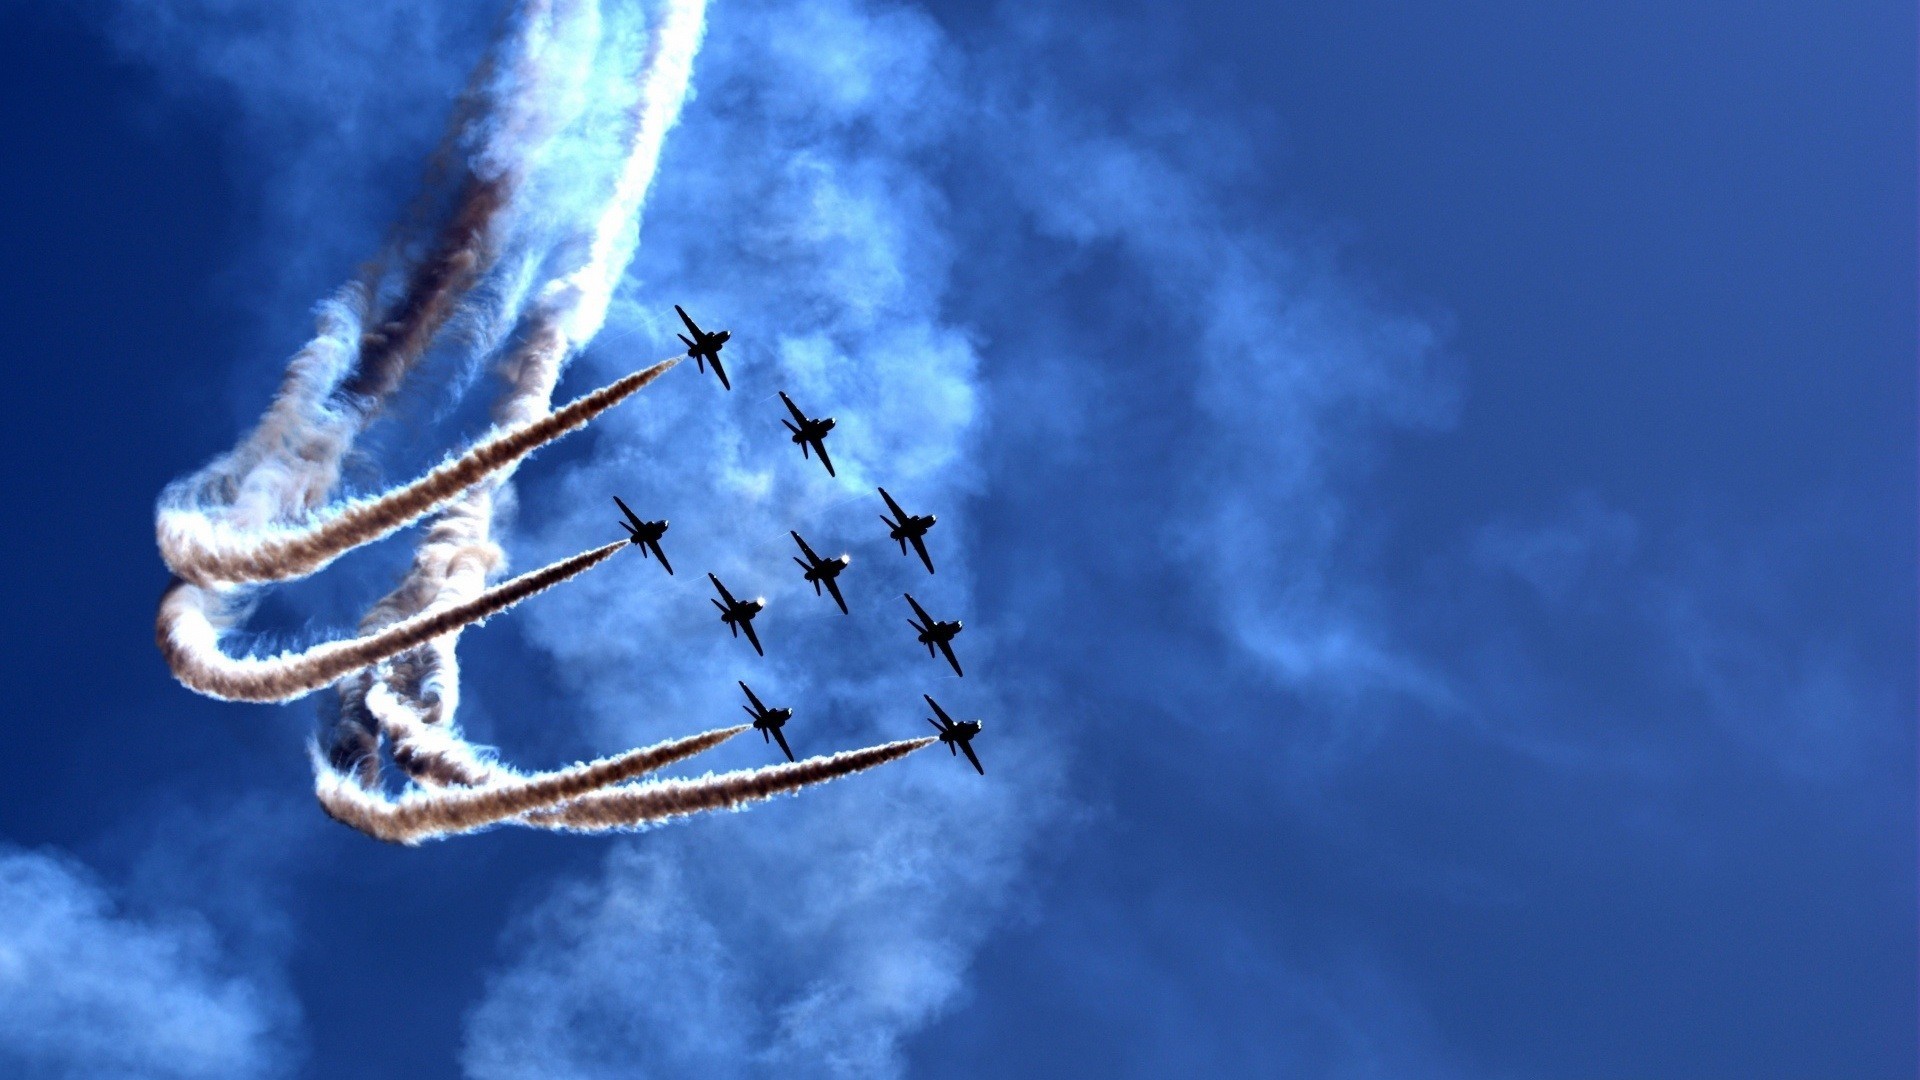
[791,418,834,443]
[918,620,961,645]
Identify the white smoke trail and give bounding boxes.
[157,540,626,704]
[156,356,677,587]
[311,725,751,844]
[522,738,939,833]
[156,0,605,555]
[335,0,716,806]
[152,0,933,850]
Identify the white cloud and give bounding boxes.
[0,845,293,1080]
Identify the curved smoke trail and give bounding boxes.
[157,356,676,587]
[312,724,750,844]
[521,738,940,833]
[156,0,928,843]
[157,540,625,703]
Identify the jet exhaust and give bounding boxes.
[520,738,940,833]
[151,0,929,843]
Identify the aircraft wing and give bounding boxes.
[923,695,953,726]
[823,576,848,615]
[770,726,794,763]
[903,593,934,625]
[908,533,935,574]
[936,638,964,677]
[958,739,984,775]
[878,486,907,520]
[644,538,673,575]
[739,681,766,713]
[613,495,643,530]
[708,573,737,607]
[675,304,702,337]
[790,531,820,563]
[709,353,731,391]
[741,619,764,657]
[778,391,808,425]
[812,438,836,477]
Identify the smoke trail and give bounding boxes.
[524,738,939,833]
[154,0,906,854]
[312,725,750,844]
[158,357,677,587]
[331,0,712,802]
[157,540,625,703]
[157,0,606,554]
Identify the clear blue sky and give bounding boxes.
[0,1,1911,1077]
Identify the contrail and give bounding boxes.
[329,0,714,805]
[524,738,939,832]
[158,357,676,587]
[312,725,750,844]
[157,0,605,558]
[157,540,626,703]
[153,0,930,847]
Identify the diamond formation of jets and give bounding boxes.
[640,305,985,777]
[676,305,732,390]
[878,486,937,574]
[924,695,984,774]
[708,573,766,656]
[613,496,672,574]
[790,531,852,614]
[778,391,837,477]
[904,592,964,677]
[739,681,795,762]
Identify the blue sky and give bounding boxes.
[0,1,1912,1077]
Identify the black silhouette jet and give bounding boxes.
[904,592,964,676]
[778,391,836,477]
[739,681,794,762]
[612,496,672,574]
[675,305,732,390]
[924,695,984,775]
[790,531,851,614]
[878,486,937,574]
[708,573,765,656]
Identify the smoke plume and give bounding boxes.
[156,0,931,849]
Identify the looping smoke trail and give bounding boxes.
[158,0,929,845]
[311,725,751,845]
[522,738,940,833]
[156,540,625,703]
[158,0,604,553]
[157,357,677,587]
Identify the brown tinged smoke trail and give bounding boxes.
[313,725,751,844]
[162,0,602,552]
[150,0,934,849]
[157,540,625,703]
[522,738,941,833]
[157,357,677,587]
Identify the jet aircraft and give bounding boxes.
[738,681,795,762]
[923,695,984,775]
[778,391,837,477]
[790,531,852,614]
[675,305,732,390]
[903,592,964,676]
[708,573,766,656]
[612,496,672,574]
[877,486,937,574]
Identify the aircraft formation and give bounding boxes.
[616,308,987,774]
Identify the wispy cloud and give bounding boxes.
[0,845,294,1079]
